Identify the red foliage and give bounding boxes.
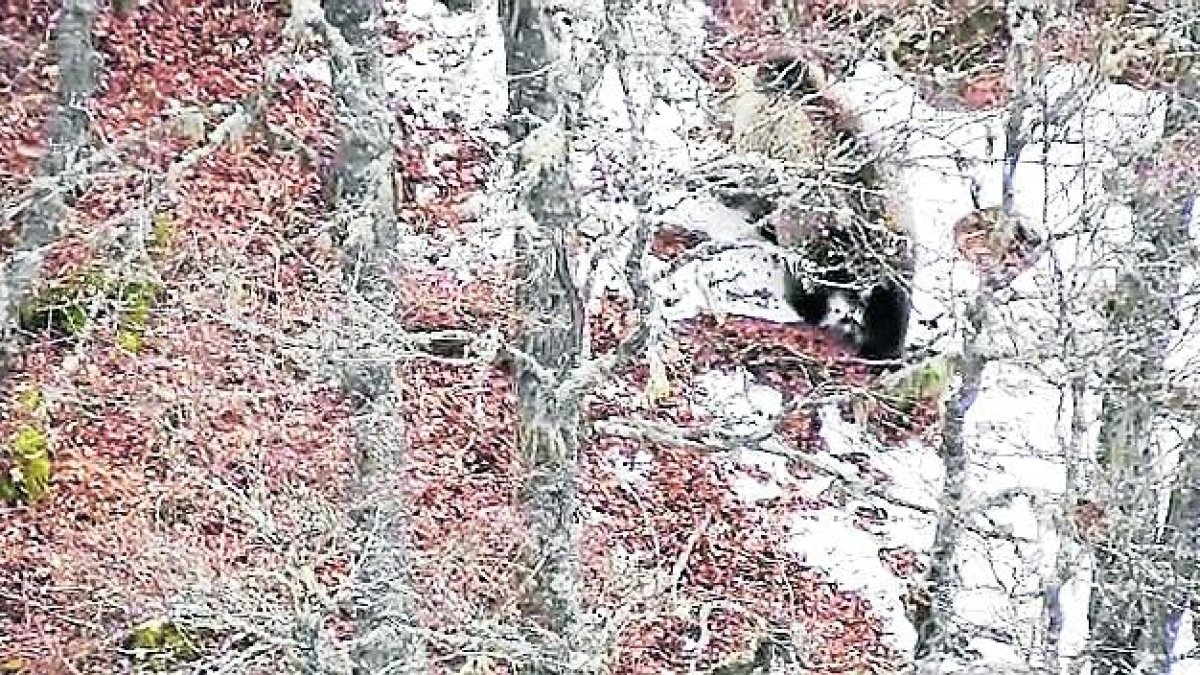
[91,1,287,135]
[1,2,351,669]
[1071,498,1110,545]
[879,546,924,579]
[397,268,517,335]
[397,360,527,625]
[680,314,877,394]
[397,129,499,234]
[589,291,638,354]
[583,440,890,672]
[573,307,907,670]
[0,1,58,203]
[649,225,711,259]
[959,69,1009,110]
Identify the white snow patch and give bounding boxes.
[819,404,876,455]
[650,245,797,324]
[1173,611,1199,674]
[962,363,1069,498]
[693,369,784,442]
[291,57,332,87]
[870,441,944,514]
[650,191,760,242]
[808,409,941,654]
[382,0,508,132]
[788,509,917,653]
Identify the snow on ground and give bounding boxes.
[382,0,508,135]
[693,369,785,443]
[789,507,920,651]
[828,62,1174,671]
[377,0,1188,668]
[832,61,1166,356]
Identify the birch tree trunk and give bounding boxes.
[0,0,96,379]
[500,0,603,668]
[311,0,424,671]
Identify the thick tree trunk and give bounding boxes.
[500,0,600,668]
[315,0,422,671]
[511,173,587,644]
[0,0,96,378]
[1159,425,1200,665]
[1088,151,1193,675]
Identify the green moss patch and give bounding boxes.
[18,269,163,351]
[1,425,52,503]
[126,619,210,669]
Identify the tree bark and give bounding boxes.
[314,0,423,671]
[1159,422,1200,668]
[0,0,96,379]
[913,293,988,665]
[500,0,601,668]
[1088,143,1193,675]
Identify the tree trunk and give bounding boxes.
[316,0,423,671]
[1088,146,1193,675]
[500,0,600,668]
[1159,423,1200,667]
[914,293,988,665]
[0,0,96,378]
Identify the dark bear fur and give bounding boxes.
[779,259,909,363]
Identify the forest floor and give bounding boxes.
[2,0,1183,673]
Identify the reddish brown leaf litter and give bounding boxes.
[0,0,58,201]
[680,314,877,395]
[953,207,1044,291]
[1071,498,1110,546]
[398,128,499,234]
[958,68,1009,110]
[1,1,355,670]
[778,410,822,453]
[879,546,924,580]
[91,1,286,135]
[650,224,711,259]
[1137,127,1200,199]
[583,439,889,672]
[397,360,528,627]
[265,78,341,163]
[588,291,638,354]
[2,322,357,671]
[575,312,910,671]
[396,267,517,336]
